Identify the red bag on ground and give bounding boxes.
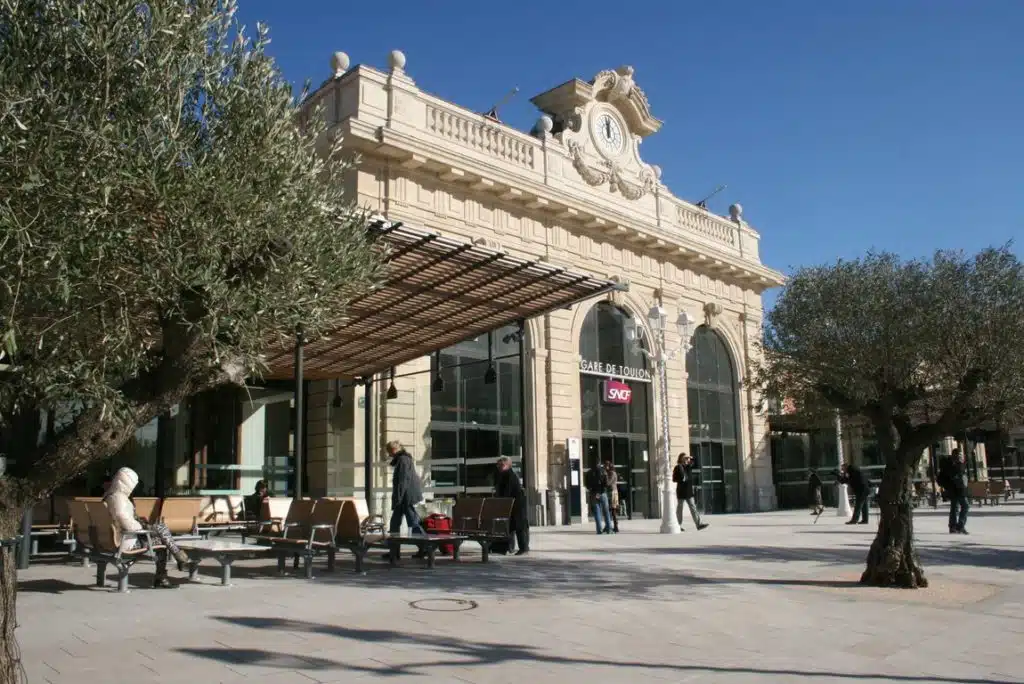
[423,513,454,556]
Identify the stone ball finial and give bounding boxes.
[729,202,743,222]
[651,165,662,180]
[331,52,350,78]
[388,50,406,72]
[537,115,553,135]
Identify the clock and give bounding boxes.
[591,111,625,156]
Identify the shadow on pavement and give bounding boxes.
[173,617,1017,684]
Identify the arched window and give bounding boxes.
[578,302,653,519]
[686,326,742,513]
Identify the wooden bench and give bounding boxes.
[967,481,1000,506]
[456,497,513,562]
[247,497,294,539]
[158,497,205,535]
[27,497,72,555]
[68,499,165,593]
[196,495,247,534]
[987,480,1008,502]
[256,498,346,579]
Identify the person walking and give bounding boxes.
[603,460,620,533]
[385,440,426,559]
[838,462,871,525]
[808,470,824,516]
[945,448,970,534]
[585,460,612,534]
[672,452,708,531]
[495,456,530,555]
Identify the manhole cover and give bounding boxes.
[409,598,478,612]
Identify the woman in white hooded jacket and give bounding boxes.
[105,467,197,587]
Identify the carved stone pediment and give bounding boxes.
[530,66,662,138]
[531,66,663,201]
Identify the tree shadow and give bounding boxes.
[175,617,1016,684]
[16,578,94,594]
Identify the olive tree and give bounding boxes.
[754,248,1024,588]
[0,0,382,676]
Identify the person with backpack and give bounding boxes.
[585,460,612,534]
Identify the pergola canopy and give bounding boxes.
[264,219,621,380]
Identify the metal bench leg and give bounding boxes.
[426,546,436,570]
[276,554,286,574]
[326,549,336,572]
[293,554,299,570]
[481,541,491,563]
[303,554,313,580]
[95,561,107,587]
[353,547,365,574]
[116,567,130,594]
[452,542,462,562]
[218,558,233,586]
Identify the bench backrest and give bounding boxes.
[283,498,316,538]
[479,497,514,535]
[67,499,92,548]
[133,497,162,524]
[198,495,245,525]
[966,481,989,497]
[160,497,204,534]
[31,499,53,526]
[263,497,293,522]
[335,499,362,539]
[451,497,484,532]
[309,498,345,544]
[53,496,74,525]
[84,501,119,552]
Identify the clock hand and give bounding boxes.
[604,119,611,139]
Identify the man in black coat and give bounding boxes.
[838,462,872,525]
[495,457,529,555]
[946,448,970,534]
[386,440,426,559]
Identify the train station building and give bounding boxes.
[84,51,787,524]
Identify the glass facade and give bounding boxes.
[578,303,653,519]
[686,326,742,513]
[428,324,523,496]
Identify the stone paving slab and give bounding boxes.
[15,501,1024,683]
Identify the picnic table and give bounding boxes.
[365,533,467,569]
[176,538,275,585]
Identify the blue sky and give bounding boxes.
[237,0,1023,307]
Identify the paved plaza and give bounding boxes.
[17,502,1024,684]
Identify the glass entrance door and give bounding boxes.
[690,440,741,514]
[582,434,653,520]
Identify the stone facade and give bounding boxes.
[300,50,785,521]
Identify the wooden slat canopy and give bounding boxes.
[264,219,620,380]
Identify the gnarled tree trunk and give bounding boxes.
[860,461,927,588]
[0,506,24,684]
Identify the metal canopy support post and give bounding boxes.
[517,320,529,511]
[364,377,374,517]
[294,328,305,500]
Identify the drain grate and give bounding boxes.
[409,598,479,612]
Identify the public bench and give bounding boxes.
[27,497,72,555]
[1006,478,1023,499]
[196,495,248,534]
[67,499,165,593]
[986,480,1008,502]
[967,481,1000,506]
[252,498,343,578]
[451,497,514,562]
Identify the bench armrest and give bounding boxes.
[307,523,337,547]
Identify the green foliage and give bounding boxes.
[755,247,1024,457]
[0,0,382,424]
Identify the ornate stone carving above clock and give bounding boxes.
[531,66,663,201]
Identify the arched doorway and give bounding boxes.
[686,326,742,513]
[578,303,654,519]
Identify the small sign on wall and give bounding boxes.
[602,379,633,405]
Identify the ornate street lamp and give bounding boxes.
[626,304,696,534]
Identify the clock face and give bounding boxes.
[592,112,624,156]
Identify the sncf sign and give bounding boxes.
[603,380,633,405]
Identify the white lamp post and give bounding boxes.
[835,410,853,518]
[627,304,696,534]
